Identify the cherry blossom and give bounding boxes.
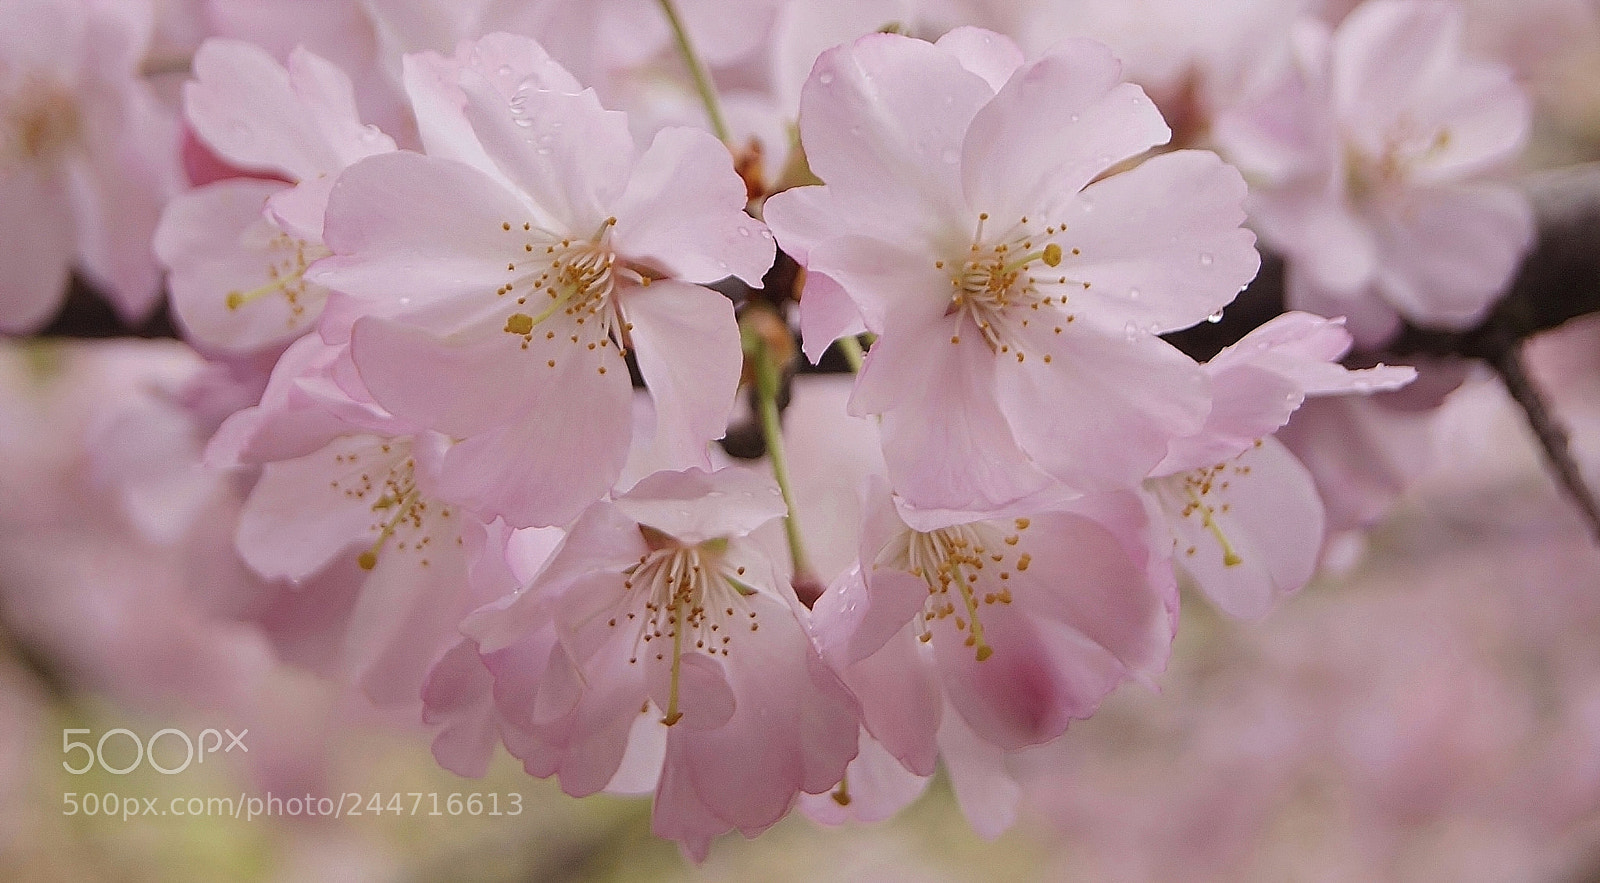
[466,467,858,860]
[1214,0,1534,347]
[765,29,1259,514]
[311,34,772,528]
[810,480,1173,833]
[0,0,181,332]
[1146,313,1415,617]
[155,39,395,352]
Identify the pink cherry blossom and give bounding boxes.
[809,480,1174,833]
[0,0,181,332]
[155,39,396,353]
[765,29,1259,513]
[1214,0,1535,347]
[217,335,510,710]
[311,34,772,528]
[1147,312,1415,618]
[465,467,859,861]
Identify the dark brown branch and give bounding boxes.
[1489,344,1600,542]
[34,273,177,340]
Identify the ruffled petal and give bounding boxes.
[611,127,773,286]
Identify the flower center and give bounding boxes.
[876,517,1034,661]
[326,439,457,572]
[1345,125,1453,202]
[3,78,81,165]
[941,214,1085,359]
[225,232,330,327]
[612,533,760,726]
[1153,446,1254,568]
[495,216,645,376]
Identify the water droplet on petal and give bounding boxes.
[1199,252,1214,267]
[497,65,514,77]
[398,296,412,307]
[1127,287,1141,300]
[1069,113,1080,123]
[1206,310,1224,324]
[818,71,835,85]
[759,229,774,240]
[1123,321,1139,341]
[737,227,751,237]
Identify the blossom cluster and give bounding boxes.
[0,0,1539,861]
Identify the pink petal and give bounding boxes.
[350,316,534,438]
[796,271,867,365]
[855,323,1053,513]
[458,70,631,233]
[935,706,1019,839]
[761,184,834,265]
[435,373,632,528]
[1164,437,1323,619]
[1407,63,1529,184]
[994,320,1209,493]
[235,436,403,581]
[423,638,501,778]
[1252,184,1379,295]
[401,34,583,181]
[1332,0,1461,152]
[619,280,743,471]
[157,179,322,352]
[935,27,1024,92]
[936,610,1130,750]
[839,625,942,776]
[1002,507,1171,684]
[614,468,786,546]
[1063,149,1260,332]
[675,598,858,831]
[284,45,395,169]
[349,530,475,706]
[961,42,1169,223]
[1373,183,1534,329]
[313,151,532,310]
[70,84,178,323]
[612,127,773,286]
[647,651,736,731]
[799,33,993,240]
[807,233,952,333]
[800,731,929,825]
[185,38,339,181]
[0,165,73,333]
[1158,364,1302,473]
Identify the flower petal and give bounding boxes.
[1060,149,1260,333]
[994,319,1209,493]
[314,151,532,311]
[612,127,773,286]
[961,41,1169,223]
[619,280,742,471]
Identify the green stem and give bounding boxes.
[837,335,865,373]
[754,340,813,583]
[656,0,731,143]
